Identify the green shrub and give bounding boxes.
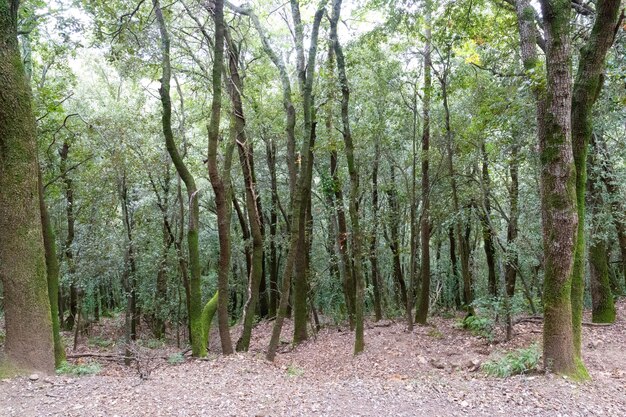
[482,344,541,378]
[167,353,185,365]
[57,361,102,376]
[458,315,495,341]
[88,336,114,348]
[286,364,304,377]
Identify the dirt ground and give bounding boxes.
[1,300,625,417]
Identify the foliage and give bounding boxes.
[482,344,541,378]
[286,364,304,377]
[458,315,495,341]
[56,361,102,376]
[167,353,185,365]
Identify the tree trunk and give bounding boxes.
[59,141,77,331]
[416,0,432,324]
[537,0,584,379]
[387,166,408,310]
[505,145,520,298]
[153,0,205,357]
[266,0,326,361]
[38,169,66,367]
[570,0,621,357]
[480,142,497,297]
[370,141,383,321]
[224,29,265,352]
[330,0,364,353]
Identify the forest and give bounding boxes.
[1,0,626,415]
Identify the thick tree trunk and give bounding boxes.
[153,0,205,357]
[570,0,621,357]
[537,0,584,379]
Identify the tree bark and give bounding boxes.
[570,0,621,357]
[416,0,432,324]
[330,0,364,353]
[153,0,205,357]
[205,0,235,355]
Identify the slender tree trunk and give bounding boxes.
[265,138,279,318]
[59,141,78,330]
[570,0,621,357]
[266,0,326,361]
[223,30,265,352]
[480,142,497,297]
[153,0,205,357]
[440,64,473,315]
[587,150,616,323]
[370,141,383,321]
[449,227,461,309]
[387,166,408,310]
[330,0,364,353]
[416,1,432,324]
[505,145,520,298]
[38,157,65,367]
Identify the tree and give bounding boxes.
[0,0,55,374]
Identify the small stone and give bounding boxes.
[461,400,469,408]
[429,359,445,369]
[28,374,39,381]
[417,356,427,365]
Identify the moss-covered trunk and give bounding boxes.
[0,0,54,374]
[225,29,265,352]
[153,0,204,357]
[330,0,364,353]
[570,0,621,357]
[38,169,65,367]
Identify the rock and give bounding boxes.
[461,400,469,408]
[28,374,39,381]
[467,359,481,372]
[417,356,427,365]
[429,359,445,369]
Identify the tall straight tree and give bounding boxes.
[330,0,365,354]
[267,0,326,361]
[0,0,55,373]
[415,0,432,325]
[153,0,205,357]
[206,0,235,355]
[536,0,583,378]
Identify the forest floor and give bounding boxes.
[1,299,625,417]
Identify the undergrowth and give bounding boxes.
[482,344,541,378]
[57,361,102,376]
[457,315,495,341]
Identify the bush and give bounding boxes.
[167,353,185,365]
[57,361,102,376]
[458,315,495,341]
[482,344,541,378]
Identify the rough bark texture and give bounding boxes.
[505,145,520,298]
[153,0,204,357]
[570,0,621,357]
[0,0,55,374]
[370,141,383,321]
[480,142,497,297]
[537,0,585,379]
